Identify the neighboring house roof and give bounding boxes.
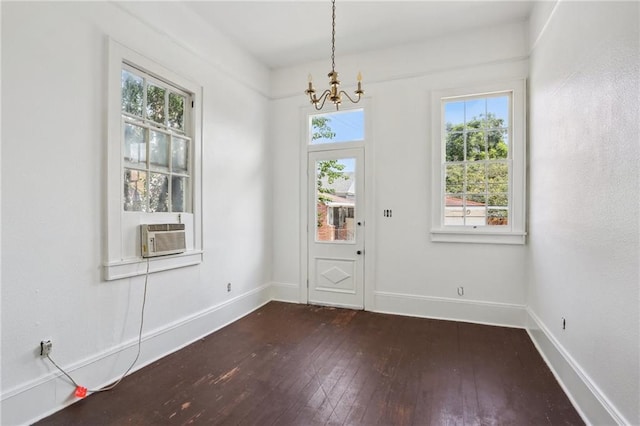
[325,193,354,207]
[318,172,354,196]
[445,196,485,207]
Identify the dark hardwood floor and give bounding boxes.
[36,302,583,425]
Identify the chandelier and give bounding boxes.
[305,0,364,110]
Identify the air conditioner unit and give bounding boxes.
[140,224,186,258]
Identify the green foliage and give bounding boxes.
[445,113,508,162]
[445,113,509,220]
[312,116,349,228]
[311,116,336,141]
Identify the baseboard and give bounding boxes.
[1,283,272,426]
[525,308,627,426]
[373,290,526,328]
[269,281,300,303]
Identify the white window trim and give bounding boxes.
[105,39,203,280]
[430,80,527,245]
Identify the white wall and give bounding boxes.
[527,1,640,424]
[1,2,272,424]
[271,21,530,325]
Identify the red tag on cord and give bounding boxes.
[75,386,88,398]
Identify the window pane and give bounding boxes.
[124,169,147,211]
[149,173,169,212]
[487,208,509,226]
[444,101,464,130]
[315,158,356,242]
[445,164,464,194]
[465,99,485,128]
[444,195,465,226]
[466,131,485,161]
[146,83,166,125]
[488,163,508,193]
[310,109,364,144]
[150,130,169,170]
[121,69,143,117]
[465,195,487,226]
[488,130,508,159]
[124,123,146,165]
[172,136,189,173]
[445,132,464,161]
[487,96,509,128]
[172,176,188,212]
[168,92,185,130]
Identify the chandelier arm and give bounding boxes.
[339,90,362,104]
[313,90,332,111]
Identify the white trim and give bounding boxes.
[373,290,526,328]
[430,79,527,245]
[269,282,300,303]
[299,99,375,310]
[525,308,628,426]
[1,284,271,426]
[104,250,204,280]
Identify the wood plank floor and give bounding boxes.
[36,302,583,425]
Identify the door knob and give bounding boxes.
[357,221,362,226]
[356,250,363,255]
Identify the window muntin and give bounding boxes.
[121,65,191,213]
[442,93,511,227]
[309,109,364,144]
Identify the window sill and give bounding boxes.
[104,250,203,281]
[430,229,526,245]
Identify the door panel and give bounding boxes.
[308,148,364,309]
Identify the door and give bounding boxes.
[308,148,364,309]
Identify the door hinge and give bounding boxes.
[191,100,194,108]
[306,279,309,288]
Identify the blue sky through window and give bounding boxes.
[444,95,509,127]
[310,109,364,144]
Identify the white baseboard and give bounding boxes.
[1,283,272,426]
[525,308,627,426]
[269,281,300,303]
[373,290,527,328]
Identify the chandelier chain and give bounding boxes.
[331,0,336,72]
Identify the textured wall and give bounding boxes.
[528,2,640,423]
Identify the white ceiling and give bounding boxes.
[185,1,534,69]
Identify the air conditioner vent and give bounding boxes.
[141,224,186,258]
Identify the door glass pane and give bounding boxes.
[315,158,356,242]
[150,130,169,170]
[309,109,364,144]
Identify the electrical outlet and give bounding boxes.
[40,340,52,357]
[227,283,231,292]
[457,286,464,296]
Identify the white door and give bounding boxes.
[308,148,364,309]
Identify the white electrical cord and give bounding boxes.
[45,259,150,394]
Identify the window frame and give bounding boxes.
[430,80,527,245]
[105,39,203,280]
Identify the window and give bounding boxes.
[106,39,203,280]
[431,81,526,244]
[121,65,191,213]
[309,109,364,144]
